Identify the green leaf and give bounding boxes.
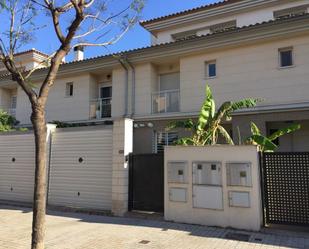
[268,124,301,141]
[197,85,215,131]
[231,98,261,112]
[166,119,195,131]
[218,125,234,145]
[250,122,261,135]
[174,137,194,146]
[249,134,278,152]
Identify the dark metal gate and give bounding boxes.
[128,153,164,213]
[261,152,309,226]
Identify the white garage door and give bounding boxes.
[0,133,35,203]
[48,127,113,210]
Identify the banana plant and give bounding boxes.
[245,122,301,152]
[167,85,260,146]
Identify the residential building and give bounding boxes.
[0,0,309,152]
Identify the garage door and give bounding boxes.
[0,133,35,203]
[48,127,113,210]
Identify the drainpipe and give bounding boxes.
[126,59,136,117]
[118,57,129,117]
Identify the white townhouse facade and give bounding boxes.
[1,0,309,153]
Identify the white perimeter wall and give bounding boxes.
[164,145,262,231]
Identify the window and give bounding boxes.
[279,48,293,68]
[11,96,17,109]
[205,60,217,78]
[99,86,112,118]
[159,72,180,91]
[65,82,74,97]
[274,5,308,19]
[154,132,178,153]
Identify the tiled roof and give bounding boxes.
[59,13,309,65]
[140,0,243,26]
[0,13,309,80]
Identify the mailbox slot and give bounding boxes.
[193,185,223,210]
[192,161,222,186]
[229,191,251,208]
[168,161,188,183]
[169,188,187,202]
[226,162,252,187]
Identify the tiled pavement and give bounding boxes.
[0,205,308,249]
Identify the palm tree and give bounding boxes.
[167,85,260,145]
[245,122,301,152]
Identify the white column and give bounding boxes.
[111,118,133,216]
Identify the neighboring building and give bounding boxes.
[1,0,309,152]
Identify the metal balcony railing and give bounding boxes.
[151,89,180,114]
[90,98,111,119]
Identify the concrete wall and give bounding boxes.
[111,118,133,216]
[164,145,262,231]
[153,0,309,44]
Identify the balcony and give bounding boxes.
[152,89,180,114]
[90,98,111,119]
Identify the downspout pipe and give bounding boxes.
[118,57,129,117]
[126,59,136,118]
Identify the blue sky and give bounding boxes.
[24,0,217,60]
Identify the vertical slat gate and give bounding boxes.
[262,152,309,226]
[128,153,164,213]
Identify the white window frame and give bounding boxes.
[205,60,217,79]
[278,47,294,69]
[65,82,74,97]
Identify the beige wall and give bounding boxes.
[16,74,95,124]
[111,67,126,117]
[164,145,262,231]
[180,35,309,113]
[112,34,309,120]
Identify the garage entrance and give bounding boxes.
[48,126,113,210]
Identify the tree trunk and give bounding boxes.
[31,104,47,249]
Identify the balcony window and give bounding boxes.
[9,96,16,117]
[90,86,112,119]
[152,72,180,114]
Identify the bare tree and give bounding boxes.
[0,1,144,249]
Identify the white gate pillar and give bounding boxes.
[111,118,133,216]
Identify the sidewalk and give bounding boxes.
[0,205,308,249]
